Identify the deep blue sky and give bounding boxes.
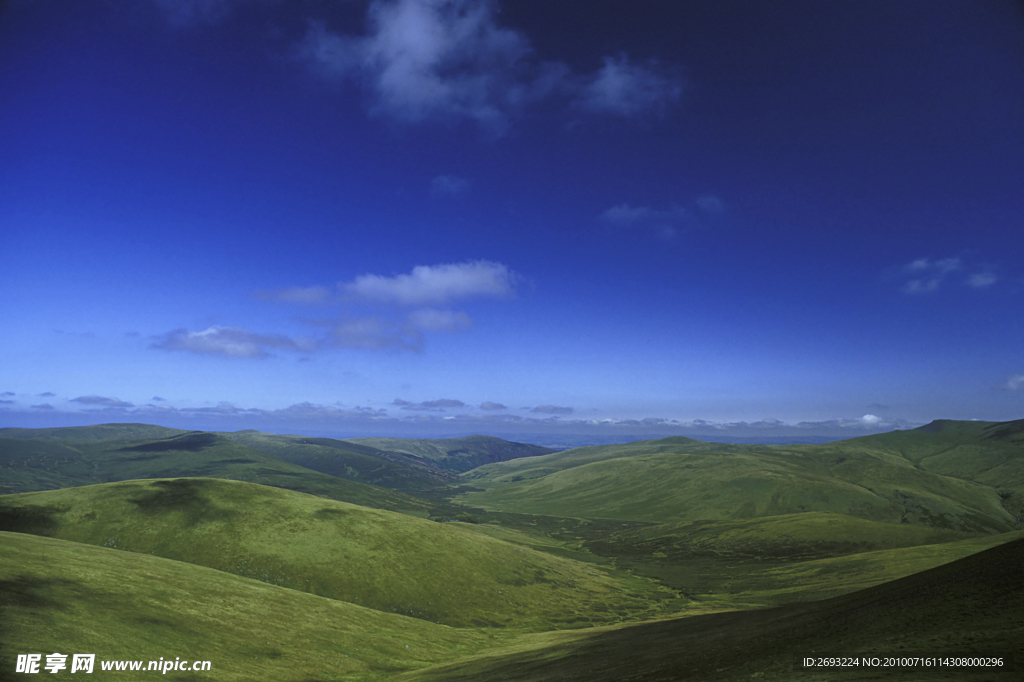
[2,0,1023,443]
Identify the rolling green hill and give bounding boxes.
[222,430,458,492]
[0,530,510,682]
[585,512,977,562]
[835,419,1024,520]
[402,535,1024,682]
[458,424,1021,532]
[0,478,674,630]
[2,419,1022,680]
[348,435,557,473]
[0,426,434,514]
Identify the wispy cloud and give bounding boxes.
[578,54,682,119]
[70,395,135,408]
[152,326,315,359]
[695,195,725,214]
[901,257,961,294]
[264,261,516,307]
[299,0,683,132]
[30,403,55,411]
[530,404,573,415]
[899,256,996,294]
[967,271,997,289]
[1007,374,1024,390]
[38,391,56,397]
[431,174,470,197]
[601,203,694,239]
[301,0,531,132]
[1,392,14,397]
[394,397,466,411]
[342,261,516,306]
[480,401,507,410]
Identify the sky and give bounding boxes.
[2,0,1023,445]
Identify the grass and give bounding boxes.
[0,531,511,682]
[3,419,1023,680]
[399,536,1024,682]
[221,431,459,492]
[458,432,1018,532]
[0,428,437,515]
[0,478,676,630]
[347,435,556,473]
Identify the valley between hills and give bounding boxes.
[2,419,1022,680]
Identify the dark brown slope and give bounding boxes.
[409,537,1024,681]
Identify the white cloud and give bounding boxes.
[695,195,725,214]
[153,326,313,358]
[579,54,683,119]
[899,256,1000,294]
[299,0,682,131]
[71,395,135,408]
[1007,374,1024,390]
[302,0,530,132]
[600,203,693,239]
[431,174,470,197]
[901,257,961,294]
[342,260,515,305]
[530,404,573,415]
[394,397,465,411]
[860,414,882,425]
[967,271,997,289]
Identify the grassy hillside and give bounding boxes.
[222,431,458,492]
[0,423,186,442]
[0,531,510,682]
[402,536,1024,681]
[837,419,1024,520]
[586,512,977,562]
[348,435,557,473]
[458,430,1019,532]
[0,426,434,514]
[0,478,675,630]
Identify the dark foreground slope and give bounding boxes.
[348,435,557,473]
[403,536,1024,682]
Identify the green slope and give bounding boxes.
[458,426,1019,532]
[402,536,1024,682]
[836,419,1024,520]
[0,425,433,514]
[347,435,557,473]
[222,431,458,492]
[0,423,186,442]
[0,531,509,682]
[586,512,977,562]
[0,478,674,630]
